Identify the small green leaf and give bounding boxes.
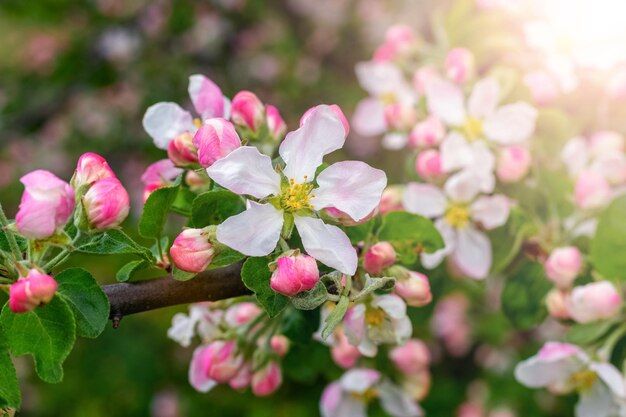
[566,321,616,346]
[321,296,349,340]
[351,275,396,302]
[378,212,444,264]
[1,297,76,383]
[241,257,288,318]
[172,266,196,281]
[344,218,376,245]
[501,262,552,330]
[591,196,626,281]
[210,246,245,269]
[171,187,196,217]
[139,176,182,239]
[0,324,20,409]
[0,230,26,254]
[115,260,150,282]
[76,230,152,260]
[55,268,109,338]
[291,281,329,310]
[191,190,245,228]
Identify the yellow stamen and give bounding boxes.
[463,117,483,141]
[365,308,386,327]
[380,92,397,105]
[193,118,203,128]
[570,370,598,393]
[281,178,314,212]
[445,205,470,229]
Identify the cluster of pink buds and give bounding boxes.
[9,269,58,313]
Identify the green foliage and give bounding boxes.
[115,260,151,282]
[320,295,349,340]
[139,176,182,239]
[591,195,626,281]
[77,230,153,261]
[565,321,616,346]
[191,190,246,228]
[501,262,552,330]
[55,268,109,339]
[210,246,245,269]
[290,281,329,310]
[0,326,20,409]
[344,218,376,245]
[171,266,196,282]
[0,297,76,383]
[378,211,444,265]
[281,308,320,345]
[241,257,288,318]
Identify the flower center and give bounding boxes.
[380,91,397,105]
[445,205,470,229]
[365,308,386,327]
[570,370,598,393]
[351,387,378,403]
[193,118,203,128]
[281,178,315,212]
[463,117,483,141]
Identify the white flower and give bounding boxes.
[206,105,387,275]
[167,304,222,347]
[403,176,510,279]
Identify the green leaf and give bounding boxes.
[291,281,329,310]
[139,176,182,239]
[281,308,320,345]
[344,218,376,245]
[0,230,26,254]
[351,275,396,302]
[501,262,552,330]
[241,257,288,318]
[591,196,626,281]
[566,321,616,346]
[115,260,150,282]
[191,190,245,228]
[0,325,20,409]
[171,187,196,217]
[1,297,76,383]
[76,230,152,261]
[321,296,349,340]
[172,266,196,281]
[55,268,109,338]
[378,212,444,265]
[210,246,245,269]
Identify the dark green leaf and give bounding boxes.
[0,324,20,409]
[1,297,76,383]
[566,321,616,346]
[171,187,196,217]
[591,196,626,281]
[344,218,376,245]
[501,262,552,330]
[209,246,245,269]
[76,230,152,261]
[291,281,329,310]
[281,308,320,345]
[378,212,444,265]
[139,176,182,239]
[172,266,196,281]
[241,257,288,318]
[115,260,150,282]
[191,190,245,228]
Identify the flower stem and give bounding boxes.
[0,203,22,260]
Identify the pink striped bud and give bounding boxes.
[331,330,361,368]
[546,289,571,320]
[270,335,290,357]
[445,48,475,84]
[167,131,198,166]
[72,152,115,189]
[192,118,241,168]
[394,271,432,307]
[300,104,350,136]
[82,177,130,231]
[170,227,215,273]
[251,361,282,397]
[384,103,417,131]
[229,362,252,390]
[9,269,58,313]
[390,339,430,374]
[270,253,320,296]
[415,149,443,178]
[266,105,287,141]
[575,170,612,209]
[523,70,559,106]
[496,146,531,183]
[363,242,397,275]
[16,170,75,240]
[201,340,244,383]
[230,91,265,133]
[544,247,582,289]
[408,115,445,148]
[567,281,622,323]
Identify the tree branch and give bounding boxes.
[102,262,249,326]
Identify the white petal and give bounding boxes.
[468,78,500,119]
[452,227,492,279]
[143,102,195,149]
[207,146,281,199]
[483,102,537,144]
[216,202,283,256]
[280,105,346,182]
[382,133,409,150]
[294,216,357,275]
[576,381,615,417]
[355,61,406,97]
[403,183,447,218]
[444,171,482,203]
[378,380,424,417]
[312,161,387,221]
[352,98,387,137]
[470,195,510,230]
[425,78,466,126]
[372,294,407,320]
[340,368,381,394]
[441,132,474,173]
[515,354,582,389]
[561,136,589,177]
[421,219,456,269]
[591,362,626,399]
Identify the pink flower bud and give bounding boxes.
[170,228,215,273]
[390,339,430,374]
[379,186,404,214]
[167,131,198,166]
[523,70,559,106]
[270,254,320,296]
[82,177,130,231]
[445,48,475,84]
[300,104,350,136]
[363,242,397,275]
[266,105,287,141]
[185,170,209,191]
[203,340,244,383]
[230,91,265,133]
[229,362,252,390]
[270,335,290,357]
[251,361,282,397]
[575,170,612,209]
[568,281,622,323]
[142,182,163,204]
[394,271,432,307]
[415,149,443,178]
[72,152,115,189]
[408,115,445,148]
[324,206,376,227]
[496,146,531,183]
[9,269,58,313]
[224,302,262,327]
[192,118,241,168]
[16,170,75,240]
[384,103,417,131]
[545,289,571,320]
[544,247,582,289]
[141,159,183,203]
[413,66,440,94]
[330,330,361,369]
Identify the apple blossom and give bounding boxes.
[544,247,582,289]
[270,335,289,357]
[189,340,243,388]
[266,104,287,141]
[408,115,445,148]
[567,281,622,324]
[167,131,198,166]
[362,242,396,275]
[394,270,432,307]
[300,104,350,136]
[251,361,282,397]
[71,152,115,189]
[206,105,387,275]
[15,170,75,240]
[224,302,262,327]
[324,206,376,227]
[523,70,559,106]
[575,170,612,210]
[141,159,183,202]
[230,91,265,133]
[412,66,440,95]
[192,118,241,168]
[379,186,404,214]
[229,363,252,390]
[496,146,531,183]
[168,304,223,347]
[545,289,571,320]
[330,330,361,369]
[415,149,443,178]
[270,253,320,296]
[445,47,475,84]
[81,177,130,231]
[390,339,430,375]
[9,269,58,313]
[170,227,216,273]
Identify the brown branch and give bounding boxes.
[102,262,249,326]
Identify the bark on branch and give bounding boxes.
[102,262,249,326]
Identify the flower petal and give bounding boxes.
[188,74,224,119]
[441,132,474,173]
[373,294,407,320]
[425,78,466,126]
[340,368,381,394]
[312,161,387,222]
[451,227,491,279]
[403,183,447,218]
[468,77,500,119]
[216,202,283,256]
[355,61,407,97]
[378,380,424,417]
[591,362,626,399]
[207,146,281,199]
[483,102,537,144]
[189,346,217,393]
[294,216,357,275]
[444,171,482,203]
[143,102,195,150]
[575,381,615,417]
[470,195,510,230]
[280,105,346,182]
[352,98,387,137]
[421,219,456,269]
